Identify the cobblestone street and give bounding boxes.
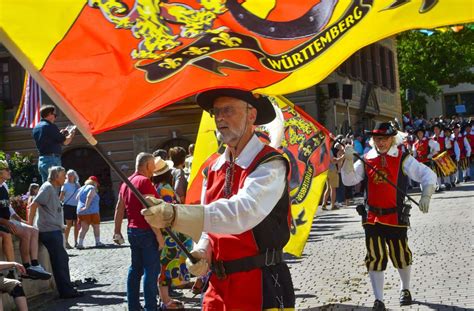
[31,182,473,310]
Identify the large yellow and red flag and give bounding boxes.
[1,0,473,136]
[187,95,331,256]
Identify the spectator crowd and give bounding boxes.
[0,102,472,310]
[321,114,474,209]
[0,104,196,310]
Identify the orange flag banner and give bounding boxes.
[1,0,472,135]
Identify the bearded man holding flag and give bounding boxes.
[142,88,295,310]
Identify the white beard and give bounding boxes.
[216,130,224,143]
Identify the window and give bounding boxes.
[379,46,387,88]
[444,92,474,117]
[350,51,361,79]
[0,58,11,107]
[460,92,474,115]
[388,49,396,91]
[444,94,458,117]
[360,48,368,81]
[338,43,396,92]
[337,60,348,75]
[371,44,382,87]
[0,57,24,109]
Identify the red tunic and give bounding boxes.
[466,133,474,156]
[446,137,455,157]
[364,151,409,227]
[455,134,467,159]
[203,145,294,310]
[413,138,430,163]
[432,135,445,155]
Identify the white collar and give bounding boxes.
[212,134,264,171]
[366,145,399,159]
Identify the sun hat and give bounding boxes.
[153,157,174,176]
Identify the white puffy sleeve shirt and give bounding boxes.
[196,135,287,251]
[341,145,436,189]
[453,134,472,161]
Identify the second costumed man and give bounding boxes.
[341,122,436,311]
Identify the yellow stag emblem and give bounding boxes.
[372,170,389,185]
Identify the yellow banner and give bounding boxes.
[258,0,474,95]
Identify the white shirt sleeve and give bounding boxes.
[464,137,471,157]
[428,140,440,157]
[412,145,418,158]
[444,137,452,149]
[403,155,437,188]
[202,158,286,234]
[454,140,461,161]
[341,159,365,186]
[201,177,208,205]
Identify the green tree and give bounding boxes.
[397,25,474,115]
[0,151,41,195]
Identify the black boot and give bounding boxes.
[445,183,452,190]
[451,182,456,188]
[400,289,413,306]
[373,299,386,311]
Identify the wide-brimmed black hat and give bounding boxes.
[431,122,443,131]
[195,88,275,125]
[414,126,426,134]
[364,122,397,136]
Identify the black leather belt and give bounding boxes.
[39,154,61,157]
[211,249,284,280]
[368,206,397,216]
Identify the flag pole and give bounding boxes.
[0,29,198,264]
[93,144,198,263]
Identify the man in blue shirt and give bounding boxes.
[353,133,365,156]
[32,105,75,182]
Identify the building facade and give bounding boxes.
[425,80,474,119]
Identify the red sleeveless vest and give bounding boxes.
[364,150,409,226]
[413,138,430,163]
[432,135,445,154]
[467,132,474,151]
[456,134,467,159]
[203,145,292,310]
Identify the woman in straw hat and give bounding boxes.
[151,157,192,310]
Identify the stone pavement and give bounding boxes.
[30,182,474,310]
